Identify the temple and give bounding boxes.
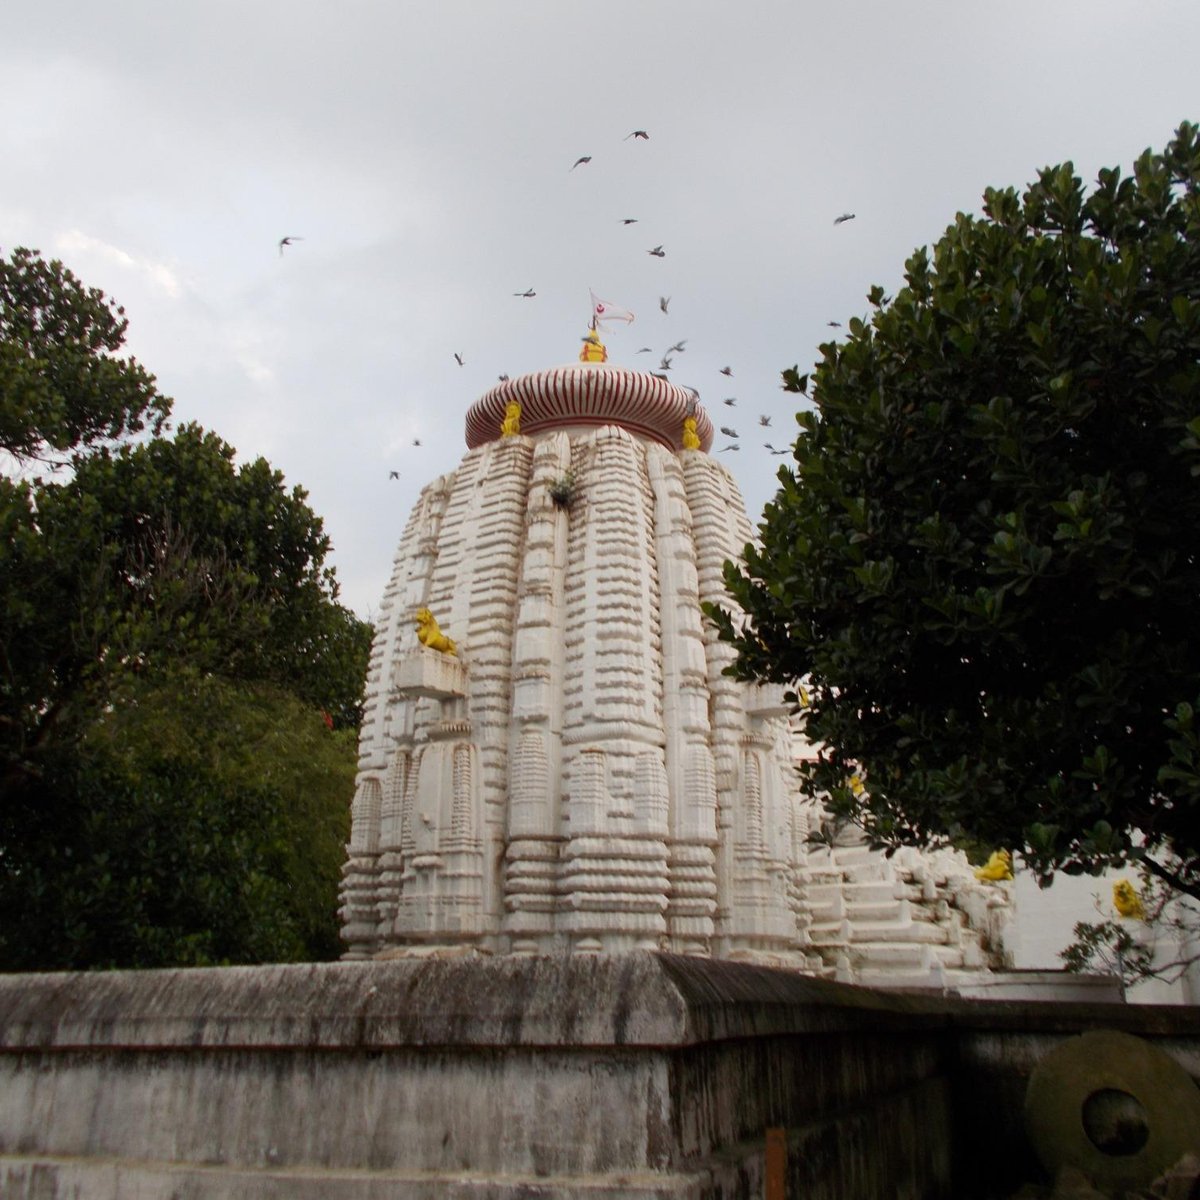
[340,349,1012,985]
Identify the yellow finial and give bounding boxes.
[681,415,700,450]
[500,399,522,438]
[580,328,607,363]
[1113,879,1145,920]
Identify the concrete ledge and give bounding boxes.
[0,953,954,1052]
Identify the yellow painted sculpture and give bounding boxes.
[974,849,1013,882]
[1113,878,1146,920]
[681,415,701,450]
[415,607,457,656]
[500,400,522,438]
[579,328,607,363]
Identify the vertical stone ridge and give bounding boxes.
[558,427,668,951]
[647,445,718,953]
[680,453,760,957]
[375,748,412,933]
[504,433,571,951]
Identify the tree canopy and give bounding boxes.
[709,123,1200,900]
[0,247,371,967]
[0,247,169,465]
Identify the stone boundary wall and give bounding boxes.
[0,954,1197,1199]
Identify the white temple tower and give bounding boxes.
[341,353,1011,979]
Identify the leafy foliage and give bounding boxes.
[0,672,353,969]
[709,124,1200,898]
[0,247,169,464]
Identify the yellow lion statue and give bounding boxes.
[415,607,457,656]
[500,400,522,438]
[974,849,1013,882]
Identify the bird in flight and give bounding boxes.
[648,245,666,258]
[412,438,422,447]
[764,443,789,455]
[719,444,740,453]
[719,366,733,377]
[619,218,638,225]
[833,212,856,225]
[571,156,592,170]
[389,470,400,479]
[454,353,464,366]
[625,130,649,140]
[498,373,510,382]
[723,397,737,407]
[659,355,673,371]
[827,321,841,327]
[278,236,303,256]
[514,288,536,298]
[759,415,771,427]
[719,426,739,438]
[667,339,687,354]
[659,296,670,314]
[636,347,653,354]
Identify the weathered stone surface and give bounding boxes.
[2,954,1199,1198]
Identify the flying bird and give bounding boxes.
[412,438,422,447]
[719,366,733,377]
[659,296,670,314]
[719,444,740,453]
[827,321,842,327]
[625,130,650,140]
[720,426,740,438]
[647,245,665,258]
[454,353,464,366]
[571,156,592,170]
[765,444,789,455]
[619,218,638,225]
[759,415,771,427]
[723,397,737,407]
[636,347,653,353]
[659,355,673,371]
[498,374,510,381]
[389,471,400,479]
[514,288,536,298]
[833,212,856,225]
[278,236,303,256]
[667,339,687,354]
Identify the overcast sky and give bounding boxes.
[3,1,1196,617]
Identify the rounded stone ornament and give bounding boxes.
[1023,1028,1200,1194]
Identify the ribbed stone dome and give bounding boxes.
[465,362,715,451]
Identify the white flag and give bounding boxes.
[591,290,635,327]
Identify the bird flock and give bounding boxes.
[279,129,857,474]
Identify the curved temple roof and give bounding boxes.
[465,362,715,452]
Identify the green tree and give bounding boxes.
[0,247,168,465]
[1,671,354,969]
[0,248,370,968]
[709,124,1200,900]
